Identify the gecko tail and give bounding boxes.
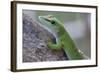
[78,49,89,59]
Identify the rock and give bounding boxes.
[23,13,68,62]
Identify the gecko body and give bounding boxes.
[39,15,87,60]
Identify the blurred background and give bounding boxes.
[23,10,91,58]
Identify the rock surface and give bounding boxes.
[23,14,68,62]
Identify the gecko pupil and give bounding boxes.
[51,21,55,24]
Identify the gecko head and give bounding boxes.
[39,15,62,30]
[39,15,56,25]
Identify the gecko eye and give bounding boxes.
[51,21,55,24]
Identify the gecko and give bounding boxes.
[39,15,88,60]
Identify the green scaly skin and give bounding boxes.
[39,15,87,60]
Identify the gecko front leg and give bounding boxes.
[47,39,63,50]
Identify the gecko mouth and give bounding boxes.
[44,18,51,22]
[39,16,51,23]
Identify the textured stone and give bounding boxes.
[23,14,68,62]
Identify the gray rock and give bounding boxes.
[23,14,68,62]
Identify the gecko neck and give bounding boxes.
[57,24,66,37]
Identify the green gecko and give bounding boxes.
[39,15,87,60]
